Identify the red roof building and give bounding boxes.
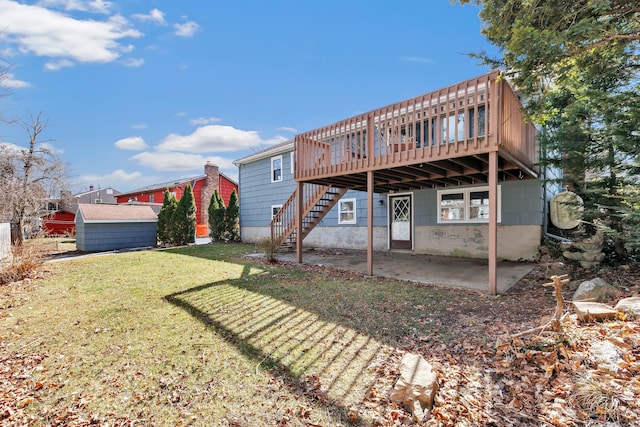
[41,209,76,236]
[115,163,238,237]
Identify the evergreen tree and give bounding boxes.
[157,189,177,245]
[454,0,640,259]
[170,184,196,245]
[225,189,240,242]
[208,190,226,241]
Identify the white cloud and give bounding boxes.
[401,56,433,64]
[37,0,113,14]
[156,125,283,153]
[77,168,157,191]
[176,111,187,117]
[1,72,31,88]
[129,151,235,172]
[174,21,199,37]
[44,59,75,71]
[0,1,142,66]
[115,136,147,151]
[189,117,222,126]
[122,57,144,67]
[131,123,147,129]
[119,44,135,53]
[132,8,166,25]
[277,126,297,133]
[0,142,24,153]
[1,48,15,58]
[39,142,64,154]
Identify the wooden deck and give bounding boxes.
[286,71,538,295]
[294,71,538,191]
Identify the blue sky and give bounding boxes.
[0,0,497,194]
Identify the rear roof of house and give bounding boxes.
[78,204,158,222]
[233,139,294,166]
[119,172,238,197]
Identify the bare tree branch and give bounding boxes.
[0,112,69,245]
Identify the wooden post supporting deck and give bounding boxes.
[366,113,375,277]
[296,181,303,263]
[488,150,498,295]
[367,170,374,276]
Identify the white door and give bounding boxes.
[389,194,412,250]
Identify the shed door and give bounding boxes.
[389,194,412,250]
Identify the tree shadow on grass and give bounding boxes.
[164,262,393,424]
[160,244,576,425]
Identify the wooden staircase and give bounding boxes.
[271,184,348,250]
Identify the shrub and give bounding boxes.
[0,244,44,285]
[208,190,226,242]
[170,184,196,246]
[255,236,278,263]
[157,189,177,245]
[225,189,240,242]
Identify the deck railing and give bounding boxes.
[295,71,537,181]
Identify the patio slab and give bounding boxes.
[276,248,535,293]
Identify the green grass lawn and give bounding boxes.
[2,243,464,426]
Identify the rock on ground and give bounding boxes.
[572,277,618,302]
[389,352,438,422]
[572,301,618,322]
[614,297,640,317]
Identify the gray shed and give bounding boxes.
[76,204,157,252]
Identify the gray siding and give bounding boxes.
[238,149,387,229]
[238,152,296,227]
[76,222,156,252]
[413,179,543,227]
[500,179,544,225]
[75,214,86,248]
[313,189,387,227]
[238,148,543,230]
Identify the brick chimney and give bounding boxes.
[89,185,94,191]
[201,162,220,227]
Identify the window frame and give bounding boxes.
[271,155,283,183]
[437,186,501,224]
[338,198,357,225]
[271,204,282,219]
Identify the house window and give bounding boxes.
[338,198,356,224]
[438,186,501,223]
[271,156,283,182]
[149,194,155,203]
[271,205,282,223]
[439,192,465,221]
[290,152,294,175]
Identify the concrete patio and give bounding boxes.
[277,248,535,293]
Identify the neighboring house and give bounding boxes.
[41,209,76,236]
[234,70,556,294]
[75,204,157,252]
[73,186,121,208]
[115,163,238,237]
[41,186,121,236]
